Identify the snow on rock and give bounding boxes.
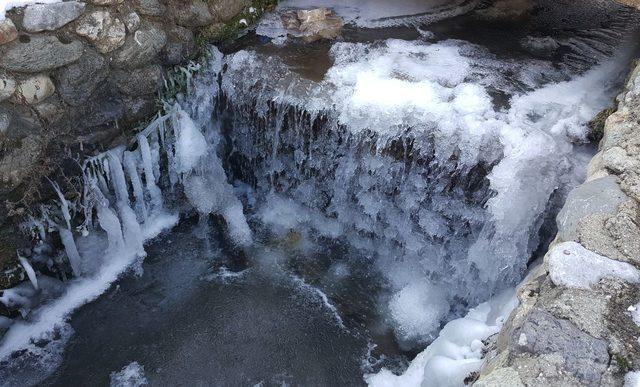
[367,289,518,387]
[110,362,148,387]
[625,371,640,387]
[548,242,640,289]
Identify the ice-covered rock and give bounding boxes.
[547,241,640,289]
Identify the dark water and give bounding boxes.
[44,217,373,386]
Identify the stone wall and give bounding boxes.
[475,60,640,387]
[0,0,255,293]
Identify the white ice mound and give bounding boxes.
[548,241,640,289]
[110,361,148,387]
[388,282,449,345]
[367,289,518,387]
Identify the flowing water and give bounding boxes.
[1,0,639,385]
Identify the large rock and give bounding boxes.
[54,49,109,106]
[0,135,44,188]
[0,19,18,45]
[0,73,16,102]
[515,310,609,385]
[112,24,167,69]
[556,176,627,242]
[113,65,163,96]
[134,0,166,16]
[0,36,83,73]
[12,75,56,105]
[171,0,215,27]
[23,1,86,33]
[124,95,156,122]
[162,25,196,65]
[280,8,344,42]
[208,0,251,22]
[122,12,141,33]
[69,83,124,130]
[75,10,126,54]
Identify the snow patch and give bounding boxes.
[548,242,640,289]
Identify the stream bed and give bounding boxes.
[1,0,640,385]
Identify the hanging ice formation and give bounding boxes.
[28,48,251,283]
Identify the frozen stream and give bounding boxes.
[1,0,640,385]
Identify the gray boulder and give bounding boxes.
[172,0,215,27]
[556,175,627,242]
[54,49,109,106]
[0,36,83,73]
[162,25,196,65]
[23,1,86,33]
[113,65,163,96]
[75,10,127,54]
[516,310,609,385]
[112,24,167,69]
[134,0,166,16]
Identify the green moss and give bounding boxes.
[615,354,631,372]
[587,107,616,144]
[196,0,278,45]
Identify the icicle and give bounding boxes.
[123,151,148,221]
[50,181,71,230]
[138,134,163,211]
[96,203,125,254]
[117,203,146,258]
[59,228,82,276]
[17,255,38,290]
[108,150,130,206]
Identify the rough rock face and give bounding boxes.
[0,0,254,306]
[22,1,86,32]
[280,8,344,42]
[477,60,640,387]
